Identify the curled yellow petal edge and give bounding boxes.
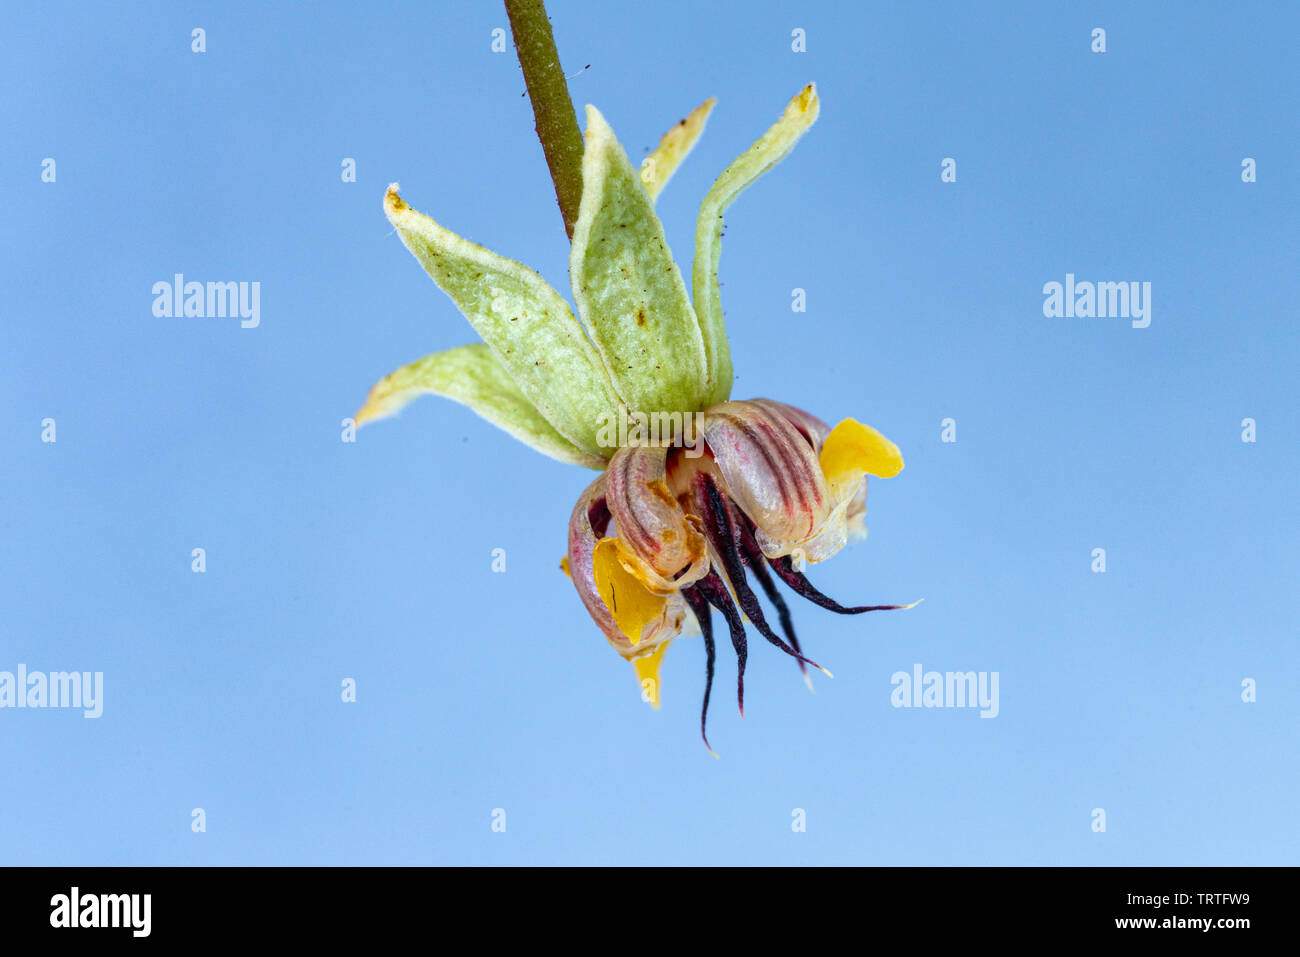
[819,417,904,501]
[590,538,672,646]
[631,641,670,710]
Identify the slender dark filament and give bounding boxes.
[736,517,806,678]
[768,555,912,614]
[680,480,913,750]
[681,585,716,753]
[699,476,826,674]
[693,570,748,717]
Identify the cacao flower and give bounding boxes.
[356,85,917,752]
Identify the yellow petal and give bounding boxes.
[591,538,670,646]
[819,418,904,500]
[631,642,670,710]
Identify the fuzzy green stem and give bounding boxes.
[505,0,584,241]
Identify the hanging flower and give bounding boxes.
[356,85,916,752]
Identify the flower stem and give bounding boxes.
[505,0,584,241]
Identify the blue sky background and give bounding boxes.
[1,1,1296,865]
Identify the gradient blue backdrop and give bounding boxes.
[2,1,1296,865]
